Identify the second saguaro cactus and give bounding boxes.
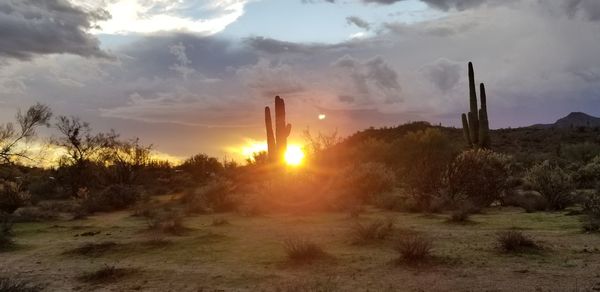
[265,96,292,162]
[461,62,490,149]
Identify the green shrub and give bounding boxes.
[446,149,511,208]
[525,161,574,210]
[562,142,600,163]
[582,192,600,232]
[394,234,432,264]
[337,163,396,203]
[393,129,457,210]
[350,219,394,244]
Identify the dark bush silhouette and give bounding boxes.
[394,234,433,264]
[496,231,540,253]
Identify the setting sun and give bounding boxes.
[284,145,305,166]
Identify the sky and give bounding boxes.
[1,0,600,161]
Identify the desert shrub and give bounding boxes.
[575,155,600,188]
[0,180,31,213]
[393,128,457,210]
[336,163,396,204]
[503,190,548,213]
[81,184,141,213]
[394,234,433,264]
[78,265,134,283]
[525,161,574,210]
[178,153,223,182]
[350,219,394,244]
[0,212,14,250]
[496,231,540,253]
[374,192,420,212]
[283,238,326,262]
[562,142,600,163]
[582,192,600,232]
[448,202,479,223]
[446,149,511,208]
[182,177,237,213]
[0,277,41,292]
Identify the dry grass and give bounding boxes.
[64,241,118,257]
[350,218,394,244]
[211,217,230,226]
[496,231,541,253]
[0,277,41,292]
[78,265,136,284]
[283,238,327,263]
[394,234,433,264]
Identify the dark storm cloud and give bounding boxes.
[346,16,371,30]
[244,36,359,55]
[419,58,462,92]
[0,0,109,60]
[565,0,600,21]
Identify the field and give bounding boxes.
[3,203,600,291]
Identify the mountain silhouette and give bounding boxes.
[531,112,600,128]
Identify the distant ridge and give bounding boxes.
[530,112,600,128]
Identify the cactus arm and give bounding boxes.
[461,113,472,147]
[468,62,479,145]
[478,83,490,148]
[265,106,276,160]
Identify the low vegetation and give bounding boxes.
[394,234,433,264]
[496,231,541,253]
[283,238,327,263]
[78,266,136,284]
[350,218,394,244]
[0,277,41,292]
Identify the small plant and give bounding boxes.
[78,265,134,283]
[0,277,41,292]
[211,217,230,226]
[447,202,478,223]
[350,219,394,244]
[496,231,541,253]
[283,238,326,262]
[65,242,118,257]
[145,209,188,235]
[525,161,574,210]
[582,192,600,233]
[394,234,433,264]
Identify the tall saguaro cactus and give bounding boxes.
[265,96,292,162]
[461,62,490,149]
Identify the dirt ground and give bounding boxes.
[2,207,600,291]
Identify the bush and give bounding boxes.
[446,149,511,208]
[0,213,14,250]
[525,161,574,210]
[582,192,600,232]
[562,142,600,163]
[448,202,479,223]
[575,155,600,188]
[496,231,540,253]
[503,190,548,213]
[350,219,394,244]
[0,277,41,292]
[394,234,432,264]
[81,185,141,213]
[283,238,326,262]
[11,207,57,222]
[393,129,457,210]
[144,209,188,235]
[336,163,396,204]
[0,180,31,213]
[182,177,237,213]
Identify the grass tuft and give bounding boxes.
[65,242,118,257]
[350,219,394,244]
[0,277,41,292]
[496,231,541,253]
[394,234,433,264]
[78,265,135,284]
[283,238,326,263]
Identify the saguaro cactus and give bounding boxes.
[265,96,292,162]
[461,62,490,149]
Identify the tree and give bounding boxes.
[0,103,52,164]
[101,136,153,185]
[180,153,224,181]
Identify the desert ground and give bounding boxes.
[3,199,600,292]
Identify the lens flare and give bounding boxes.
[318,114,326,120]
[284,145,305,166]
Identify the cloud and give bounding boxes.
[419,58,462,92]
[0,0,109,60]
[74,0,253,35]
[236,58,305,97]
[332,55,402,105]
[346,16,371,30]
[564,0,600,21]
